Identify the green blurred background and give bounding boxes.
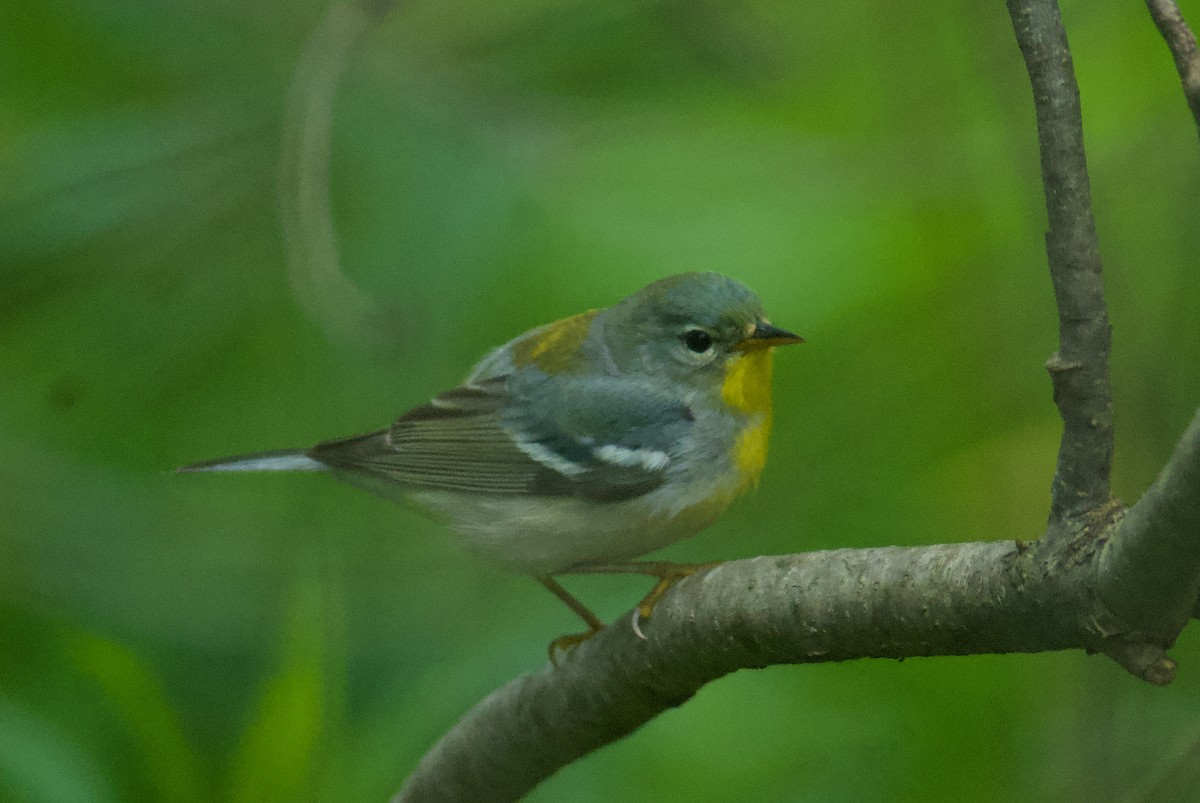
[4,1,1200,800]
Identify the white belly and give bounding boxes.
[408,478,739,575]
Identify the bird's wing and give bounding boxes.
[307,374,692,501]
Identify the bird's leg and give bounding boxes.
[538,576,605,664]
[558,561,723,639]
[538,575,605,630]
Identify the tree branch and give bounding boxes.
[1007,0,1114,524]
[1146,0,1200,140]
[1101,408,1200,631]
[395,525,1186,801]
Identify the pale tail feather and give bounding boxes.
[177,448,326,473]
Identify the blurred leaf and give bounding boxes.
[226,572,327,803]
[0,700,118,803]
[68,632,207,803]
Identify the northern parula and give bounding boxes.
[181,272,803,639]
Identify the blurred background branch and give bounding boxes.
[279,0,400,349]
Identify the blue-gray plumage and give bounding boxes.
[180,272,802,626]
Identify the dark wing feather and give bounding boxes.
[308,375,690,501]
[309,379,542,494]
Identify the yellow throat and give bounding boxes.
[721,347,775,488]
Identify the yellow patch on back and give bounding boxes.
[512,309,599,373]
[721,349,775,488]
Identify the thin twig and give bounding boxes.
[1146,0,1200,140]
[1006,0,1114,524]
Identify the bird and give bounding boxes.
[180,272,803,649]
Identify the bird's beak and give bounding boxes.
[734,321,805,352]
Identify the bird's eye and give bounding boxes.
[682,329,714,353]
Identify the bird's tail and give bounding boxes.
[176,448,326,473]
